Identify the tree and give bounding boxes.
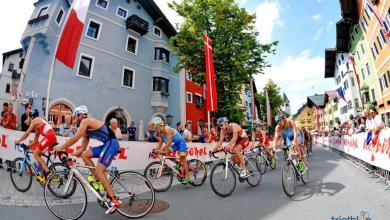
[255,80,283,133]
[169,0,277,123]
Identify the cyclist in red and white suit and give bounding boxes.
[15,109,57,180]
[213,117,250,178]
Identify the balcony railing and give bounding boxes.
[28,14,49,25]
[126,15,149,35]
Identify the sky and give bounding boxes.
[0,0,342,115]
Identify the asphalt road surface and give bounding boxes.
[1,144,389,220]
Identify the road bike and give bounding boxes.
[10,143,66,192]
[144,151,207,192]
[44,151,155,220]
[209,149,261,198]
[281,146,309,197]
[253,145,276,174]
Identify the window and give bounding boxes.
[350,77,355,87]
[186,92,192,103]
[362,16,369,32]
[341,71,346,78]
[86,20,101,40]
[122,67,134,88]
[360,43,365,53]
[355,98,359,108]
[379,78,384,91]
[8,63,14,72]
[338,60,341,65]
[366,63,371,75]
[5,84,10,94]
[371,89,376,101]
[96,0,109,9]
[56,8,64,25]
[371,42,379,59]
[346,62,350,70]
[126,36,138,54]
[343,80,349,90]
[361,20,367,32]
[117,7,127,19]
[154,26,162,38]
[361,67,365,80]
[385,8,390,31]
[387,70,390,86]
[364,5,371,20]
[77,54,94,78]
[48,114,55,123]
[378,31,386,49]
[354,26,358,34]
[384,74,389,89]
[153,77,169,95]
[186,72,193,81]
[154,48,170,63]
[336,64,338,70]
[38,6,48,17]
[336,75,341,84]
[194,94,203,108]
[341,54,344,61]
[356,50,360,60]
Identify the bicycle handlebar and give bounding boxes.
[15,143,29,153]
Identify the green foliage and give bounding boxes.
[169,0,277,124]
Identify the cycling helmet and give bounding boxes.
[217,117,229,127]
[275,112,286,123]
[29,109,39,118]
[73,105,88,117]
[151,116,165,127]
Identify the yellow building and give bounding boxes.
[293,104,314,131]
[360,0,390,121]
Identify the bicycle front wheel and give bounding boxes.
[144,161,173,192]
[281,162,296,197]
[188,159,207,187]
[210,161,236,198]
[301,161,309,184]
[10,157,33,192]
[258,155,267,174]
[44,172,87,220]
[111,171,155,218]
[246,158,262,187]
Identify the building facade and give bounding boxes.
[0,49,24,105]
[281,92,291,117]
[292,104,314,131]
[18,0,182,135]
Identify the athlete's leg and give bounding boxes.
[233,144,245,170]
[34,148,49,174]
[81,149,98,180]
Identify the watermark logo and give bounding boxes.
[330,211,372,220]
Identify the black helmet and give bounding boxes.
[29,109,39,118]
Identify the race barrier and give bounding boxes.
[316,129,390,172]
[0,127,265,171]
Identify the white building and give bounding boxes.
[0,49,24,105]
[281,92,291,117]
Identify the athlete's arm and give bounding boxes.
[55,119,88,151]
[290,120,299,145]
[273,125,282,147]
[213,130,225,152]
[73,136,89,156]
[227,124,239,150]
[161,127,173,150]
[15,119,36,144]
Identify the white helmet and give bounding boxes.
[150,116,165,127]
[73,105,88,116]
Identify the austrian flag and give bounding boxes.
[56,0,91,68]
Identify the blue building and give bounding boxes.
[18,0,183,135]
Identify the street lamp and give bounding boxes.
[166,114,173,126]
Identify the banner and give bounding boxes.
[316,129,390,171]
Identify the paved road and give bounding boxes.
[1,145,389,220]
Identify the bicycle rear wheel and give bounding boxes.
[188,159,207,187]
[246,158,262,187]
[301,161,309,184]
[44,172,87,220]
[10,157,33,192]
[111,171,155,218]
[281,162,296,197]
[258,155,267,174]
[47,166,77,199]
[210,161,236,198]
[144,161,173,192]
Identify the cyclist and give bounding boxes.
[54,106,121,213]
[274,112,305,172]
[212,117,250,178]
[255,126,275,166]
[14,109,57,183]
[153,117,190,184]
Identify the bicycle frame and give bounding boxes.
[153,153,186,178]
[16,144,53,176]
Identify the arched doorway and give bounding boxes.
[103,107,132,134]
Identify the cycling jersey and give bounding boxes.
[32,120,57,152]
[163,126,187,153]
[89,125,120,168]
[256,131,270,147]
[282,126,303,148]
[226,124,249,149]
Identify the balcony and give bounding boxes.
[151,92,168,112]
[126,15,149,35]
[28,14,49,25]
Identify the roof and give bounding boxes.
[293,103,307,119]
[2,48,23,65]
[324,48,337,78]
[339,0,358,23]
[336,19,353,52]
[307,94,326,108]
[283,93,289,103]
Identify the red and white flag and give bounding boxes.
[56,0,91,68]
[204,34,218,112]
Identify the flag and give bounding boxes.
[326,90,339,98]
[56,0,91,68]
[348,54,360,88]
[366,0,390,40]
[265,89,272,126]
[336,87,346,102]
[204,34,218,112]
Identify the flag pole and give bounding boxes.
[208,111,211,131]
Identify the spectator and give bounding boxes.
[177,122,184,135]
[357,117,366,133]
[370,109,384,145]
[145,122,159,142]
[182,122,199,142]
[127,121,136,141]
[1,102,8,118]
[21,104,32,131]
[349,114,358,129]
[109,118,122,140]
[1,103,17,130]
[58,115,77,137]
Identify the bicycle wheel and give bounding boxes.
[10,157,33,192]
[111,171,155,218]
[210,161,236,198]
[188,159,207,187]
[301,161,309,184]
[258,154,267,174]
[269,156,276,169]
[47,165,77,199]
[44,172,87,220]
[246,158,262,187]
[281,162,296,197]
[144,161,173,192]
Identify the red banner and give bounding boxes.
[204,34,218,112]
